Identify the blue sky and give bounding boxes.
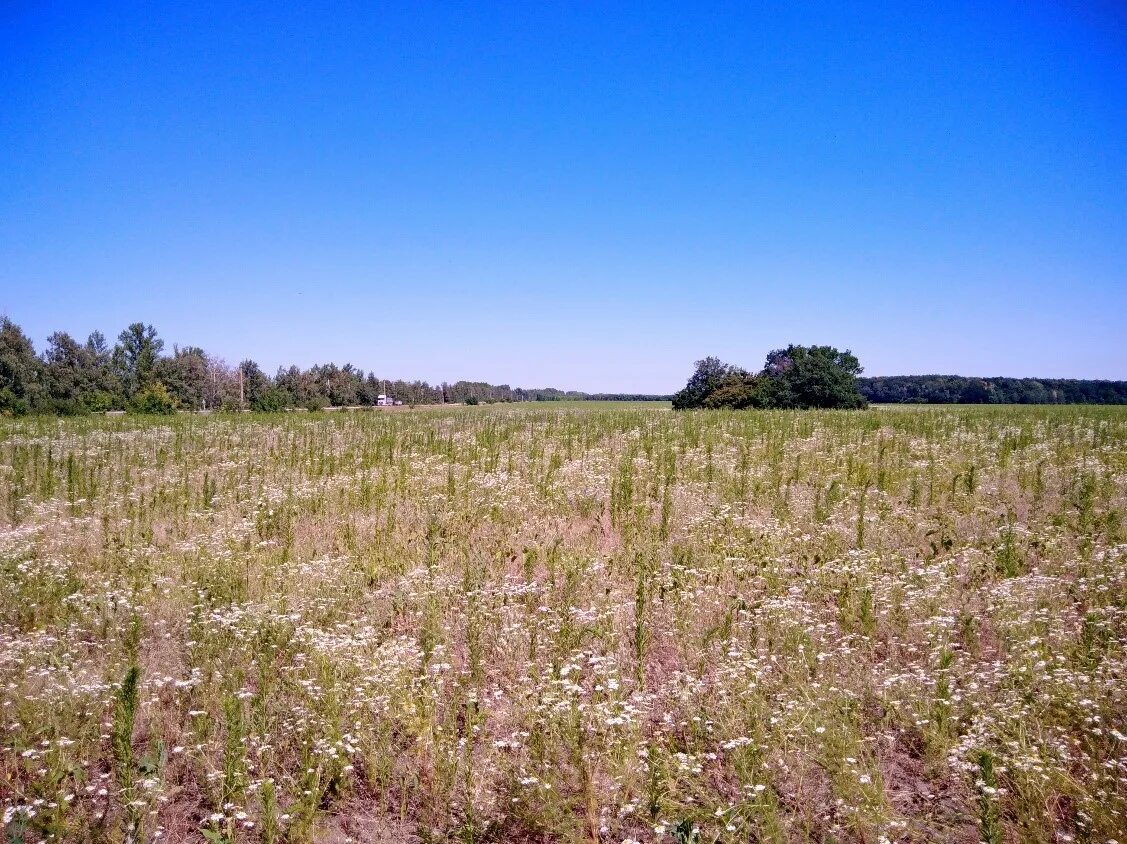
[2,1,1125,391]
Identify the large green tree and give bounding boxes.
[114,323,164,397]
[671,357,740,409]
[0,317,44,415]
[761,344,867,409]
[156,346,209,410]
[674,345,867,410]
[42,331,100,412]
[238,360,272,410]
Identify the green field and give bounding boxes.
[2,405,1125,843]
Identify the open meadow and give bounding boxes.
[1,405,1125,844]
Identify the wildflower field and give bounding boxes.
[1,405,1125,844]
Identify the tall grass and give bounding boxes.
[1,405,1125,842]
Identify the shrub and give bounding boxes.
[0,387,29,416]
[82,390,119,413]
[130,382,178,414]
[252,386,290,412]
[36,398,91,416]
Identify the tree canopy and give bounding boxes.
[673,345,868,410]
[858,375,1127,405]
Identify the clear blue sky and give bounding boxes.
[2,1,1125,391]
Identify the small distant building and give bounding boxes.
[376,394,392,406]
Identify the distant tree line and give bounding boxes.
[673,345,869,410]
[858,375,1127,405]
[0,316,670,416]
[450,384,674,403]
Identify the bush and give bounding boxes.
[131,382,178,415]
[82,390,119,413]
[36,398,91,416]
[0,387,29,416]
[252,386,290,412]
[702,373,776,409]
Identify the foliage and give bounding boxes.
[860,374,1127,404]
[239,360,271,409]
[130,381,178,414]
[155,346,209,410]
[700,370,776,409]
[0,387,29,417]
[0,317,44,415]
[115,322,164,397]
[251,385,290,413]
[42,331,113,410]
[675,345,868,410]
[762,344,867,409]
[83,390,120,413]
[671,356,737,409]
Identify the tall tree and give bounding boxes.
[238,360,271,409]
[81,331,123,409]
[156,346,209,410]
[86,330,110,361]
[43,331,100,411]
[114,323,164,396]
[204,355,240,410]
[671,357,738,410]
[762,345,867,409]
[0,317,44,415]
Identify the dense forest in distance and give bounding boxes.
[858,375,1127,405]
[1,316,1125,415]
